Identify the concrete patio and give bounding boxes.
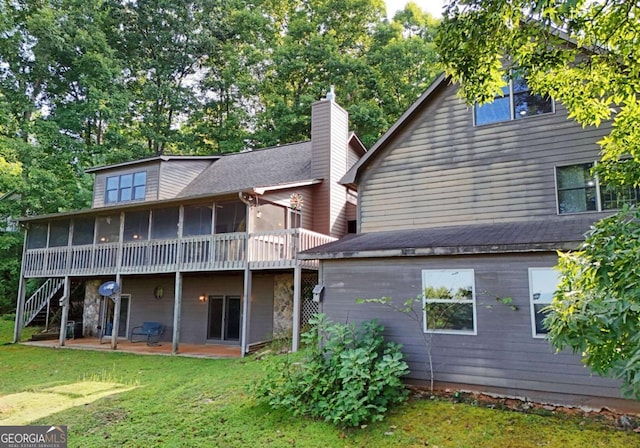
[22,337,242,359]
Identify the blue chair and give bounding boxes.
[130,322,164,346]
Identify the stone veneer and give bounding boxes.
[83,280,101,337]
[272,273,294,338]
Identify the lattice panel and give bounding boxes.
[301,274,318,330]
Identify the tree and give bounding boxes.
[437,0,640,397]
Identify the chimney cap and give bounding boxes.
[325,85,335,102]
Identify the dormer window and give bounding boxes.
[474,76,553,126]
[106,171,147,203]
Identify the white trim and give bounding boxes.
[422,269,477,336]
[528,268,560,338]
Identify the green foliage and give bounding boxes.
[0,232,22,315]
[252,313,409,427]
[546,207,640,398]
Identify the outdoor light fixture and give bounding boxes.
[154,286,164,300]
[198,294,207,303]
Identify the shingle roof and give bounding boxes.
[178,142,314,198]
[299,215,602,259]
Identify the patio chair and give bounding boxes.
[130,321,164,346]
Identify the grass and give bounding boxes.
[1,316,639,447]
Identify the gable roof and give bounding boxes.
[341,73,449,187]
[85,155,221,173]
[178,141,316,198]
[298,215,600,259]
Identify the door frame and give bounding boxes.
[206,295,241,344]
[101,294,132,340]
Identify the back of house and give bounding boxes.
[301,74,640,413]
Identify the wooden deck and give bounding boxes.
[22,338,243,359]
[23,229,335,278]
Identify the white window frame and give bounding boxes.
[528,268,560,338]
[422,269,477,335]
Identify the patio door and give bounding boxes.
[207,295,241,341]
[102,294,131,338]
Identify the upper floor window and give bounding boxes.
[556,163,640,214]
[422,269,477,335]
[106,171,146,204]
[474,76,553,126]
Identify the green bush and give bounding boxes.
[252,314,409,427]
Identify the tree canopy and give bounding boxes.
[438,0,640,397]
[0,0,440,310]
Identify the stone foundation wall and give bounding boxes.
[83,280,101,337]
[273,273,293,338]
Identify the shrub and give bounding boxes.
[252,314,409,427]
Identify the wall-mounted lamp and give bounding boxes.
[154,286,164,300]
[198,294,207,303]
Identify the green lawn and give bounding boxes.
[1,316,638,447]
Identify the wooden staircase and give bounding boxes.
[23,278,65,327]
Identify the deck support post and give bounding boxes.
[59,276,71,347]
[110,273,122,350]
[172,271,183,354]
[13,277,27,343]
[292,265,302,352]
[241,267,252,356]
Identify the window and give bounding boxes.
[105,171,146,203]
[556,163,640,214]
[474,76,553,126]
[529,268,559,337]
[151,207,179,239]
[27,223,48,249]
[422,269,476,334]
[215,201,246,233]
[49,220,70,247]
[72,217,95,246]
[124,210,150,241]
[253,203,286,232]
[96,214,120,243]
[183,204,213,237]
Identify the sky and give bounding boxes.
[384,0,445,18]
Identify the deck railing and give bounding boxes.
[22,229,335,277]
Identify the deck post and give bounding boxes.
[172,271,183,354]
[111,273,122,350]
[13,277,27,343]
[292,264,302,352]
[240,267,252,356]
[58,276,71,347]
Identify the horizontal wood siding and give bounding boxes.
[179,273,244,344]
[359,84,612,232]
[249,274,275,344]
[319,255,625,400]
[123,275,179,342]
[158,160,211,200]
[92,162,161,208]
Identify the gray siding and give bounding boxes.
[358,83,612,232]
[249,274,275,344]
[92,162,161,208]
[123,275,176,342]
[319,255,624,400]
[311,99,349,238]
[158,160,212,200]
[124,272,274,345]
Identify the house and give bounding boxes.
[13,93,364,355]
[299,74,640,411]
